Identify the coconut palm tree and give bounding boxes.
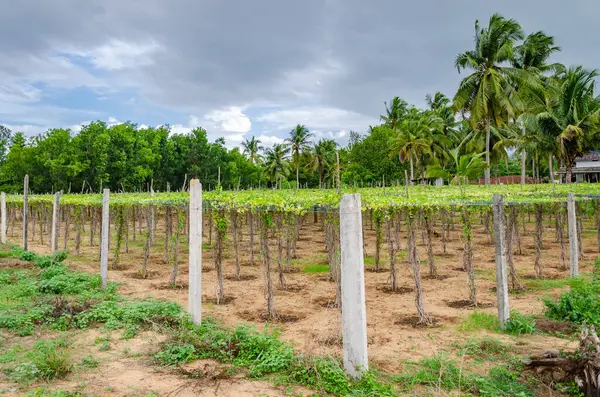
[285,125,313,189]
[241,136,263,165]
[263,144,290,188]
[513,31,561,183]
[426,147,485,185]
[535,66,600,182]
[453,13,534,185]
[391,109,443,184]
[311,139,337,188]
[381,97,409,131]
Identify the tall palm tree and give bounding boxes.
[241,136,263,165]
[311,139,337,188]
[535,66,600,182]
[381,97,409,131]
[285,125,313,189]
[391,109,443,184]
[264,144,290,188]
[513,31,561,183]
[453,13,533,185]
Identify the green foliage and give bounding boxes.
[26,388,84,397]
[472,366,534,397]
[154,343,196,365]
[79,355,99,369]
[396,353,464,390]
[505,311,536,335]
[303,264,329,273]
[4,339,73,384]
[19,251,37,262]
[457,337,514,361]
[544,278,600,326]
[460,312,500,332]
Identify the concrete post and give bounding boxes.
[567,193,579,277]
[51,192,60,252]
[188,179,203,325]
[1,192,6,245]
[339,194,368,378]
[492,195,510,329]
[22,175,29,250]
[100,189,110,289]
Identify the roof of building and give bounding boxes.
[576,150,600,161]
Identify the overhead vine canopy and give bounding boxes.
[5,183,600,213]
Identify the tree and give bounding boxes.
[391,109,443,184]
[311,139,337,188]
[285,125,313,189]
[453,13,533,185]
[513,31,561,184]
[242,136,263,165]
[426,147,485,185]
[264,144,290,188]
[535,66,600,182]
[381,97,409,131]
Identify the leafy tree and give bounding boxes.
[311,139,337,188]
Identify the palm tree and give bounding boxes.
[241,136,263,165]
[381,97,409,131]
[513,31,561,183]
[453,13,534,185]
[391,109,442,184]
[264,144,290,188]
[426,147,485,185]
[311,139,337,188]
[285,125,313,189]
[535,66,600,182]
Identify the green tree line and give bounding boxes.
[2,13,600,193]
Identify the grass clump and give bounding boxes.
[457,337,514,361]
[395,353,534,396]
[505,311,536,335]
[460,312,499,332]
[4,338,73,384]
[544,277,600,326]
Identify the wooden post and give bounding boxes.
[492,195,510,329]
[100,189,110,289]
[339,194,368,378]
[188,179,203,325]
[404,169,409,197]
[22,175,29,250]
[50,192,61,252]
[1,192,5,245]
[567,193,579,277]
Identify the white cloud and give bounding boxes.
[257,106,377,133]
[256,135,285,147]
[204,107,251,134]
[2,124,48,136]
[79,39,162,71]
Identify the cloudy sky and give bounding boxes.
[1,0,598,147]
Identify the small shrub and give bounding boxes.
[19,251,37,262]
[396,353,464,391]
[544,278,600,326]
[35,257,53,269]
[155,343,196,365]
[505,311,536,335]
[52,250,69,263]
[473,366,534,397]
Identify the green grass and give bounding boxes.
[523,277,572,292]
[456,337,515,362]
[303,264,329,273]
[460,312,500,332]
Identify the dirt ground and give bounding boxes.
[3,209,594,395]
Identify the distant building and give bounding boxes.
[557,150,600,183]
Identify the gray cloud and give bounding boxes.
[1,0,599,138]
